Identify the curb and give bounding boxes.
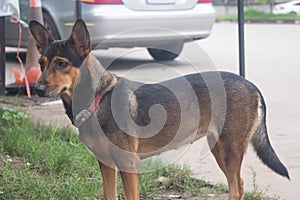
[216,18,300,24]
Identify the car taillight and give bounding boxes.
[197,0,212,3]
[81,0,123,4]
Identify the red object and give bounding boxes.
[81,0,123,4]
[26,67,42,84]
[10,19,31,97]
[30,0,36,7]
[13,67,42,85]
[74,91,105,127]
[87,92,104,113]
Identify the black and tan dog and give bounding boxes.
[29,19,289,200]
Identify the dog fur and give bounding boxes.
[29,19,289,200]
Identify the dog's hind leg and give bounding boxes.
[120,171,139,200]
[207,134,245,200]
[99,162,118,200]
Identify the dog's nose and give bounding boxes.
[34,84,47,96]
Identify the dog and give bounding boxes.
[29,19,289,200]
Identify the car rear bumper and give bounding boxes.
[58,3,215,48]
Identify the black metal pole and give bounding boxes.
[238,0,245,78]
[75,0,82,19]
[0,17,6,95]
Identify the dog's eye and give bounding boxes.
[38,59,44,66]
[38,57,47,71]
[56,61,69,70]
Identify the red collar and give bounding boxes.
[73,91,104,127]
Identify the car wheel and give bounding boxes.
[147,42,184,61]
[43,11,60,40]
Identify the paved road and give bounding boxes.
[4,23,300,199]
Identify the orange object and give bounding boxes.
[30,0,36,7]
[13,67,42,85]
[13,68,23,84]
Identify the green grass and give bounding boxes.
[244,168,280,200]
[218,8,300,20]
[0,108,102,199]
[0,108,280,199]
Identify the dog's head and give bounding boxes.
[29,19,91,99]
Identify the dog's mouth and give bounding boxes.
[60,87,67,94]
[41,86,68,98]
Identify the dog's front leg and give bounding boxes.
[114,135,140,199]
[118,153,140,199]
[99,161,117,200]
[120,171,139,200]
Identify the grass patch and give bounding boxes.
[0,108,102,199]
[218,8,300,20]
[139,159,228,199]
[0,107,280,199]
[244,168,280,200]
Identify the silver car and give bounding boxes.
[5,0,215,60]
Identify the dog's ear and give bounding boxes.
[69,18,91,59]
[29,20,54,54]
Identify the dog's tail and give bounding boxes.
[251,91,290,180]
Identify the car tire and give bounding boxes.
[43,11,60,40]
[147,42,183,61]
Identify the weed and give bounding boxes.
[139,159,228,198]
[244,167,280,200]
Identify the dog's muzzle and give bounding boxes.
[34,84,47,97]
